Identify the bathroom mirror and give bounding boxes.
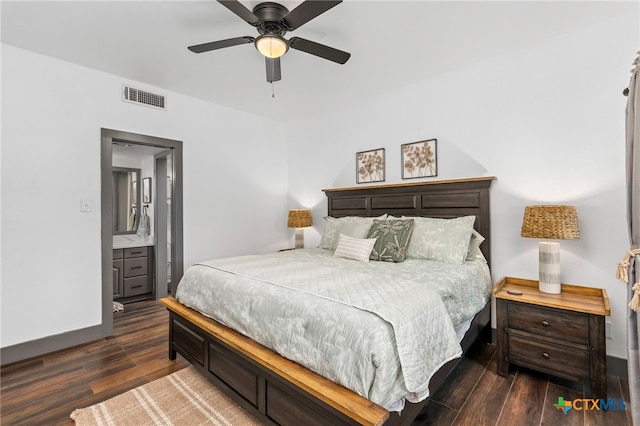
[112,167,141,234]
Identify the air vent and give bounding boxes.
[123,85,166,110]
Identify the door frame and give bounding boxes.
[100,128,184,336]
[154,152,169,299]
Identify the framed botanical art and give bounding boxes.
[356,148,385,183]
[401,139,437,179]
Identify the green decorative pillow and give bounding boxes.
[367,219,415,262]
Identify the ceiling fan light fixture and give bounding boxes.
[255,34,288,58]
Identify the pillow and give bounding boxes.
[333,234,377,262]
[404,216,476,264]
[367,219,415,262]
[340,222,373,240]
[466,230,486,261]
[318,215,385,250]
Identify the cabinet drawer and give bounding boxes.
[508,334,590,380]
[508,302,589,345]
[113,249,123,260]
[124,276,148,297]
[124,257,147,277]
[124,247,148,258]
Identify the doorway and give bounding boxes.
[100,128,183,336]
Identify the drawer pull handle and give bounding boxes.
[542,352,550,360]
[131,266,143,270]
[541,320,550,327]
[131,251,142,255]
[131,285,143,289]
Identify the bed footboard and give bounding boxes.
[161,297,389,426]
[161,297,491,426]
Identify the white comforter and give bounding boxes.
[175,248,491,410]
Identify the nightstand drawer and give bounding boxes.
[508,302,589,346]
[508,334,590,380]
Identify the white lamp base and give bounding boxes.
[539,281,561,294]
[538,241,561,294]
[294,228,304,249]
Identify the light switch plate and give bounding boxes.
[81,199,92,212]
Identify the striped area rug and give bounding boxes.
[71,366,263,425]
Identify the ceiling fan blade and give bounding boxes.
[289,37,350,64]
[188,36,254,53]
[282,0,342,30]
[266,57,282,83]
[217,0,260,25]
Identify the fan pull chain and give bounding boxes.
[272,83,275,98]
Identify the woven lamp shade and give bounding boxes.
[287,209,312,228]
[521,205,580,240]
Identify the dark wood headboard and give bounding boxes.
[323,176,496,267]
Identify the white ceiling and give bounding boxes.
[2,1,636,122]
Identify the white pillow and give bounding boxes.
[340,222,372,239]
[333,234,377,262]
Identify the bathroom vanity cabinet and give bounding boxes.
[113,246,154,302]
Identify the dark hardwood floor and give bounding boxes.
[415,340,631,426]
[0,299,189,425]
[1,300,632,426]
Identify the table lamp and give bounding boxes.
[287,209,312,249]
[521,205,580,294]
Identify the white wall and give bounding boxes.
[2,9,637,360]
[1,45,289,348]
[287,12,638,358]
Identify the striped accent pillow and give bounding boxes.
[333,234,377,262]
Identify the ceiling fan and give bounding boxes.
[188,0,351,83]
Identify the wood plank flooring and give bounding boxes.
[0,300,632,426]
[1,299,189,425]
[415,339,632,426]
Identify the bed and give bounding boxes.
[161,176,495,426]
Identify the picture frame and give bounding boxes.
[401,139,437,179]
[356,148,385,183]
[143,177,152,204]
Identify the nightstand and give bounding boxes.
[494,276,610,398]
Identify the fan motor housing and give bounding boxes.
[253,2,289,29]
